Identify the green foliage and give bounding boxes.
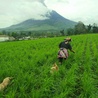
[0,34,98,98]
[74,21,86,34]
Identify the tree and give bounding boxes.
[74,21,86,34]
[67,28,74,35]
[60,29,65,36]
[28,31,31,36]
[11,32,19,40]
[2,30,7,35]
[92,23,98,33]
[87,24,92,33]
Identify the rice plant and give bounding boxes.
[0,34,98,98]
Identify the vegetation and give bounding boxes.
[0,34,98,98]
[67,21,98,35]
[1,21,98,40]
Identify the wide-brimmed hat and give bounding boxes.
[64,37,71,41]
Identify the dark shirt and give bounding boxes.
[59,41,72,50]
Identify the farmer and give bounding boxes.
[58,37,75,64]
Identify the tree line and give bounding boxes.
[66,21,98,35]
[0,21,98,40]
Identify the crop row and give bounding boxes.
[0,34,98,98]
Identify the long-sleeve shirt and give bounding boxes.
[59,41,72,50]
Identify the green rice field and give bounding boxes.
[0,34,98,98]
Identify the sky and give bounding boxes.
[0,0,98,28]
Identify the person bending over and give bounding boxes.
[58,37,75,64]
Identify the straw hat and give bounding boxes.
[64,37,71,41]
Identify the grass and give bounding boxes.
[0,34,98,98]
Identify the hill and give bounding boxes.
[1,10,77,32]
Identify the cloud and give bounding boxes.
[45,0,98,25]
[0,0,50,28]
[0,0,98,28]
[36,0,46,7]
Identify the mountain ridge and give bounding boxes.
[1,10,77,32]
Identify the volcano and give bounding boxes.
[2,10,77,32]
